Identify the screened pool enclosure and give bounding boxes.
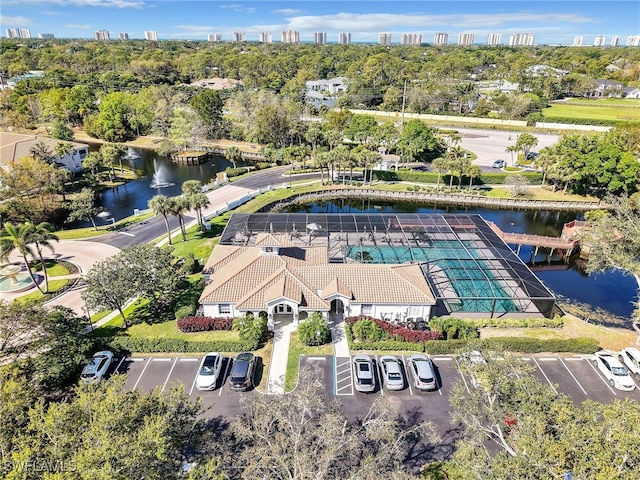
[220,213,556,318]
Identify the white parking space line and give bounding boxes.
[161,358,178,392]
[152,358,172,362]
[532,357,558,395]
[402,357,413,396]
[375,356,383,397]
[586,359,617,395]
[538,358,558,361]
[307,357,326,361]
[179,358,199,362]
[220,358,232,396]
[559,358,588,396]
[114,357,126,373]
[458,370,471,394]
[132,357,152,391]
[334,357,353,396]
[189,356,203,395]
[117,231,135,237]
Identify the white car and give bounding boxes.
[592,352,635,391]
[408,354,437,391]
[379,355,405,391]
[195,352,223,391]
[81,351,114,384]
[352,355,376,393]
[619,347,640,380]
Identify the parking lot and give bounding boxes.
[111,353,640,426]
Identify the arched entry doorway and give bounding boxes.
[271,302,296,328]
[330,299,344,314]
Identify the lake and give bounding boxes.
[89,145,231,222]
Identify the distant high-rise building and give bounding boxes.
[232,32,245,42]
[626,35,640,47]
[610,36,620,47]
[338,32,351,45]
[509,33,535,46]
[486,33,502,46]
[378,32,392,46]
[458,33,474,45]
[594,35,606,46]
[144,30,158,41]
[39,33,54,39]
[119,33,129,40]
[6,28,31,39]
[281,30,299,43]
[207,34,222,42]
[573,36,583,46]
[259,32,272,43]
[314,32,327,45]
[94,30,110,41]
[433,32,448,45]
[400,33,422,46]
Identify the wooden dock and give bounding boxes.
[488,222,579,261]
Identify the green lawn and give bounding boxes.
[126,320,239,342]
[15,279,69,304]
[284,332,335,392]
[168,226,219,262]
[542,101,640,122]
[55,212,155,240]
[31,260,70,277]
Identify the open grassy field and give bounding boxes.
[542,100,640,123]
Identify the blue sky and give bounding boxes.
[1,1,639,44]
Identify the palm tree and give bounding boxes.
[189,192,210,230]
[445,147,467,190]
[170,196,189,242]
[333,145,351,184]
[148,194,174,245]
[431,157,448,190]
[315,151,330,185]
[54,142,74,162]
[225,146,243,169]
[24,222,59,293]
[465,164,482,192]
[0,222,45,294]
[505,145,519,167]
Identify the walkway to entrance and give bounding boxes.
[265,314,350,395]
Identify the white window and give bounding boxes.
[219,304,231,314]
[361,304,372,315]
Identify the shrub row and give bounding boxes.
[372,170,543,186]
[225,167,249,177]
[346,315,441,342]
[424,337,599,355]
[350,340,425,352]
[469,316,564,329]
[540,116,620,127]
[177,316,234,333]
[108,337,257,353]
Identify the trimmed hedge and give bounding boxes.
[424,337,599,355]
[225,167,249,177]
[108,337,257,353]
[345,315,441,343]
[177,316,234,333]
[372,169,543,186]
[469,316,564,329]
[350,340,425,352]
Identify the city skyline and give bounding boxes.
[1,1,638,45]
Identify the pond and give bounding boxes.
[88,145,231,223]
[282,198,639,321]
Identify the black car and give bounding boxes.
[230,352,256,391]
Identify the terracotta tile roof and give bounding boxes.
[321,277,353,300]
[202,244,244,274]
[294,264,435,305]
[235,268,328,311]
[255,233,295,247]
[199,244,435,309]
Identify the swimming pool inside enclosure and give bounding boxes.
[220,213,557,318]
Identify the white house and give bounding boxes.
[0,132,88,173]
[199,232,435,330]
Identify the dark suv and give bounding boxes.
[230,352,256,391]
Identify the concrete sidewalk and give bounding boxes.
[265,317,351,395]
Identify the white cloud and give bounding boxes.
[2,0,145,8]
[284,12,594,31]
[219,4,256,14]
[274,8,303,16]
[65,23,92,29]
[0,15,33,27]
